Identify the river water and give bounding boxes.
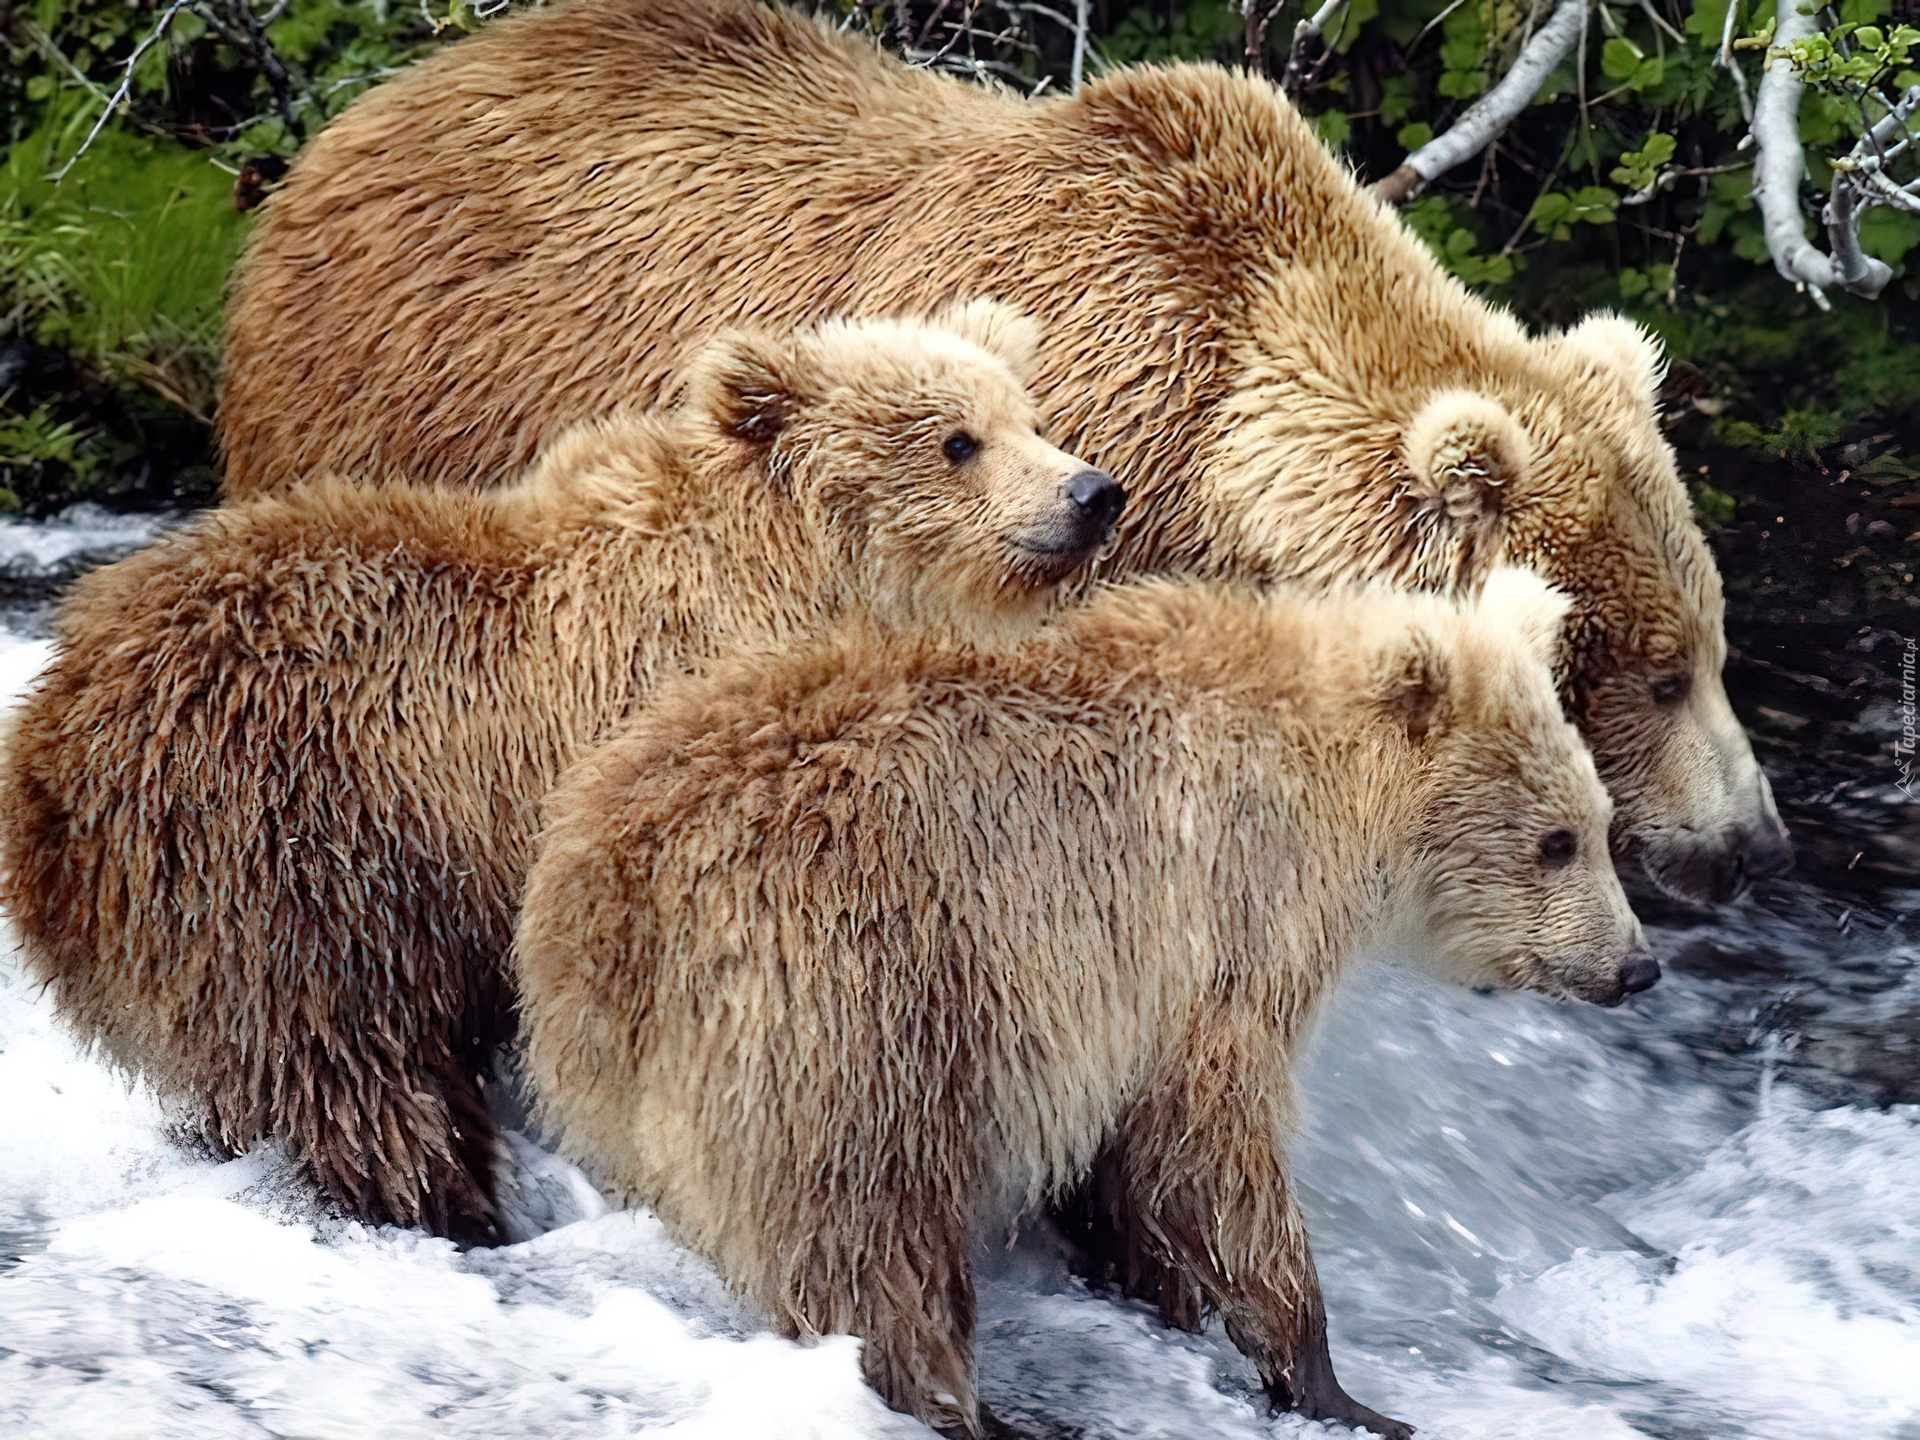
[0,511,1915,1439]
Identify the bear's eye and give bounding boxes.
[1649,672,1691,708]
[942,433,979,465]
[1538,828,1578,869]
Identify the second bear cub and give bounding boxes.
[515,570,1652,1440]
[0,303,1118,1245]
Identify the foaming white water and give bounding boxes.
[0,626,1916,1438]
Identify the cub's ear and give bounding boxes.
[1557,312,1667,404]
[1403,390,1531,546]
[1374,623,1452,743]
[1473,565,1572,672]
[931,297,1044,383]
[684,328,817,447]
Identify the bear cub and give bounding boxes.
[0,302,1120,1245]
[514,568,1653,1439]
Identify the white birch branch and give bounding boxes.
[1843,84,1920,212]
[1750,2,1891,304]
[1716,0,1753,121]
[1070,0,1089,90]
[1373,0,1588,203]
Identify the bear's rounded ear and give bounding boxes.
[1473,565,1572,672]
[1557,312,1667,404]
[1375,624,1452,743]
[931,297,1044,383]
[1403,391,1532,545]
[685,328,816,448]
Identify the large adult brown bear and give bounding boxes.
[219,0,1788,904]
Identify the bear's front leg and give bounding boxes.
[1103,1018,1414,1439]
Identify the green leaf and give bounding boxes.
[1838,0,1889,26]
[1396,120,1434,150]
[1312,109,1352,150]
[24,75,55,102]
[1610,130,1677,191]
[1602,36,1645,80]
[1377,73,1416,127]
[1859,206,1920,266]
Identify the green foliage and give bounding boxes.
[1688,477,1737,529]
[1101,0,1241,63]
[1405,195,1516,284]
[1610,131,1677,195]
[1312,107,1352,150]
[4,99,246,415]
[1767,405,1849,463]
[1528,186,1621,241]
[1601,36,1665,92]
[1,0,1916,512]
[1619,262,1674,300]
[1776,19,1920,93]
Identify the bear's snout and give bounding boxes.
[1062,469,1126,542]
[1616,951,1661,996]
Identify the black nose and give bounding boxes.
[1618,952,1662,995]
[1740,821,1794,881]
[1064,469,1125,537]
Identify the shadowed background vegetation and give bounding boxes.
[2,0,1917,522]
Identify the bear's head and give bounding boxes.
[1395,323,1792,905]
[680,301,1125,634]
[1371,567,1656,1007]
[1224,282,1788,905]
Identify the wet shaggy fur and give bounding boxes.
[218,0,1788,903]
[0,309,1111,1244]
[515,571,1649,1439]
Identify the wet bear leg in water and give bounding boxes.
[1066,1006,1415,1440]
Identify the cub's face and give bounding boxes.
[695,303,1123,632]
[1393,572,1656,1007]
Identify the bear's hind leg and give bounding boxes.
[281,1029,503,1246]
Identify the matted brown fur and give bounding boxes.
[218,0,1788,904]
[516,571,1648,1439]
[0,308,1114,1243]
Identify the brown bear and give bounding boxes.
[515,567,1655,1440]
[0,305,1120,1245]
[216,0,1789,907]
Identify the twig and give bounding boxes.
[1374,0,1588,203]
[1284,0,1349,93]
[1243,0,1286,74]
[1716,0,1753,122]
[1636,0,1685,44]
[50,0,192,182]
[1405,0,1471,57]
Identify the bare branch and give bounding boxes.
[1750,2,1891,304]
[1842,84,1920,212]
[1715,0,1753,122]
[1373,0,1588,204]
[49,0,192,182]
[1284,0,1349,92]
